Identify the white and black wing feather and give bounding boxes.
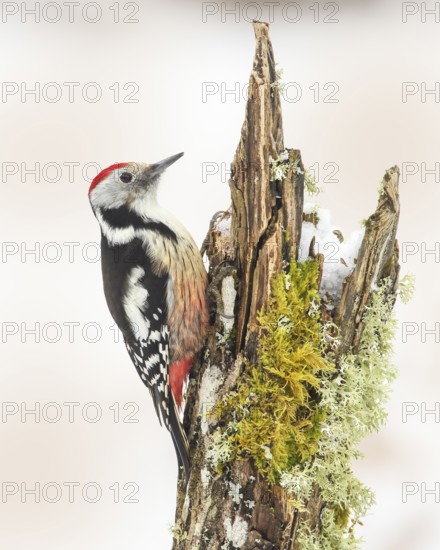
[100,233,189,478]
[125,324,170,427]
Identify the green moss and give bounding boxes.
[212,260,333,482]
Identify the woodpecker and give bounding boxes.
[88,153,208,479]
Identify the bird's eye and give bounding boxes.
[120,172,133,184]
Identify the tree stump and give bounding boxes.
[171,21,401,550]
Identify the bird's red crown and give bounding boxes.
[88,163,128,196]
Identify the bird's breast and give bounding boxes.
[144,233,208,360]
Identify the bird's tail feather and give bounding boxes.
[150,386,190,482]
[150,387,163,427]
[168,395,190,482]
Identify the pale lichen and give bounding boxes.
[206,428,233,471]
[201,468,211,490]
[269,149,302,183]
[169,520,188,543]
[281,277,398,546]
[377,176,386,196]
[223,516,249,549]
[297,507,363,550]
[198,363,224,436]
[228,481,242,505]
[269,150,290,181]
[304,168,321,196]
[270,63,284,91]
[398,273,415,304]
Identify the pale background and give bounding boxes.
[0,1,438,548]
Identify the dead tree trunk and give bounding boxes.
[171,22,400,550]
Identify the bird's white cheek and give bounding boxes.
[91,179,129,210]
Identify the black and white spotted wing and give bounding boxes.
[100,231,189,477]
[125,325,171,428]
[100,235,171,424]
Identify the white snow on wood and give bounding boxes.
[217,216,231,237]
[299,204,364,308]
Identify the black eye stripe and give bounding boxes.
[120,172,133,183]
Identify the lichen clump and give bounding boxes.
[169,520,188,543]
[304,169,321,196]
[398,273,415,304]
[269,148,320,195]
[269,149,302,182]
[281,277,399,547]
[213,260,333,482]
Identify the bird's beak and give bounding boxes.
[149,152,184,178]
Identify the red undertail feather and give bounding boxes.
[169,357,193,409]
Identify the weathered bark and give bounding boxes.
[229,30,303,361]
[334,168,400,356]
[172,22,400,550]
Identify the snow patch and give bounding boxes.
[217,216,231,237]
[299,204,364,308]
